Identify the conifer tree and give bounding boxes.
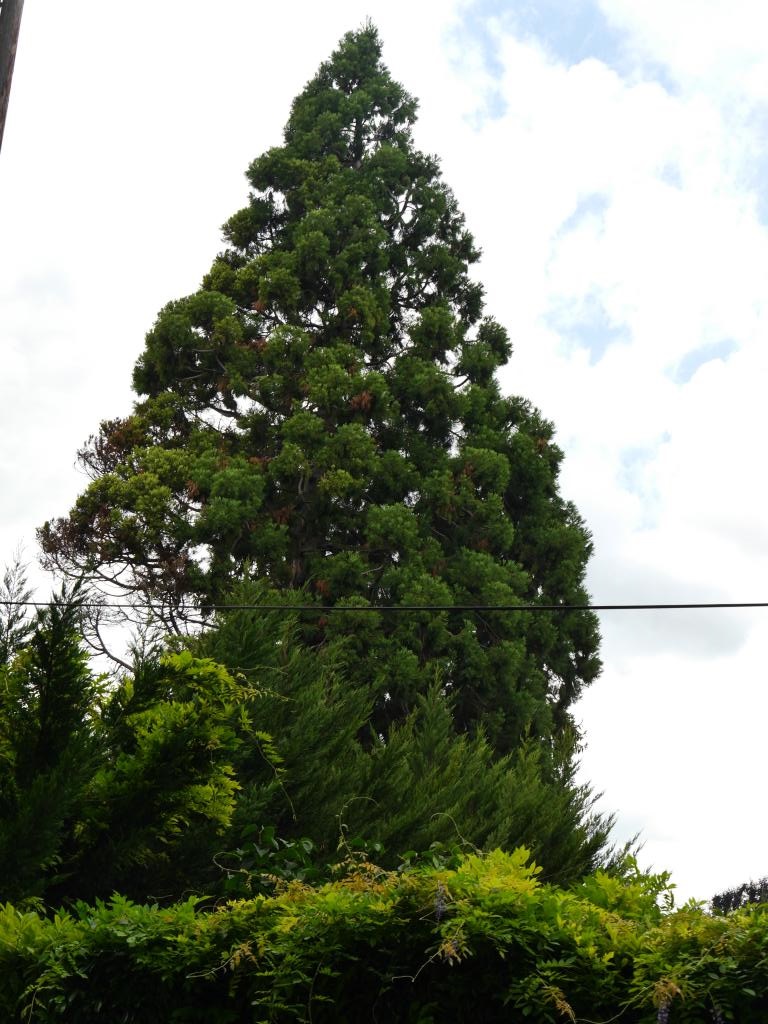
[0,593,612,903]
[0,592,265,904]
[0,590,98,901]
[195,595,613,887]
[0,555,32,665]
[41,25,600,755]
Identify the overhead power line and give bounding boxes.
[2,601,768,613]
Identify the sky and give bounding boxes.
[2,0,767,903]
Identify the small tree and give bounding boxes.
[0,553,33,665]
[40,25,600,759]
[0,591,259,904]
[0,588,98,901]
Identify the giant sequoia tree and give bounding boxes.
[41,25,600,755]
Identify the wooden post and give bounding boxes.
[0,0,25,153]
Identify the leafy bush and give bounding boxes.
[1,849,766,1022]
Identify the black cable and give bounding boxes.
[2,601,768,612]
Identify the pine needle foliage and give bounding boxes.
[0,588,98,902]
[0,554,33,666]
[0,594,258,905]
[194,588,613,887]
[0,588,611,904]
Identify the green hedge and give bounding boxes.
[1,850,766,1022]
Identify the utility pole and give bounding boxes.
[0,0,24,153]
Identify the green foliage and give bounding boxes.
[0,597,263,905]
[26,22,618,933]
[61,650,256,902]
[0,582,611,905]
[193,587,614,888]
[40,23,600,757]
[0,588,99,903]
[0,555,33,666]
[215,827,324,899]
[1,850,766,1022]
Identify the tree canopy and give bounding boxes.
[712,876,768,914]
[0,588,259,904]
[0,586,612,906]
[40,24,600,756]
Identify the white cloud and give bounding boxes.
[436,4,768,898]
[578,629,768,901]
[601,0,768,95]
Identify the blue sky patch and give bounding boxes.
[449,0,509,118]
[618,444,654,496]
[558,191,610,235]
[659,163,683,189]
[452,0,678,121]
[548,291,630,364]
[672,338,738,385]
[617,434,669,518]
[736,104,768,227]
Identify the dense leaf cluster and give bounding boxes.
[1,850,766,1023]
[40,24,599,754]
[0,592,258,904]
[0,590,612,907]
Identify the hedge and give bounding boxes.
[1,849,766,1022]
